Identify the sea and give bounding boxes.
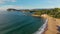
[0,11,47,34]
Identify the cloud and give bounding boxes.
[0,5,34,10]
[0,5,22,10]
[0,0,16,4]
[0,5,59,11]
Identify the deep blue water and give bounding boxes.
[0,11,44,34]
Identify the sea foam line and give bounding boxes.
[33,19,48,34]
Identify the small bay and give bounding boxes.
[0,11,44,34]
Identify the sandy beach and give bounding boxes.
[41,14,60,34]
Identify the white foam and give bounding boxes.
[33,19,48,34]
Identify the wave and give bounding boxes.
[33,19,48,34]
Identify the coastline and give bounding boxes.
[41,14,60,34]
[33,19,48,34]
[41,15,48,34]
[32,14,48,34]
[32,14,40,17]
[42,24,48,34]
[32,14,60,34]
[41,19,48,34]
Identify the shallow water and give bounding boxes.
[0,11,44,34]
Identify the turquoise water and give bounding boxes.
[0,11,44,34]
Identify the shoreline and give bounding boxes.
[41,19,48,34]
[32,14,60,34]
[33,15,48,34]
[40,14,48,34]
[41,14,60,34]
[32,14,48,34]
[42,24,48,34]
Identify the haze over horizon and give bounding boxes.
[0,0,60,10]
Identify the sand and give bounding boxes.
[41,14,60,34]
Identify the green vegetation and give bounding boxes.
[34,8,60,18]
[7,8,60,18]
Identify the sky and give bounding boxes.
[0,0,60,10]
